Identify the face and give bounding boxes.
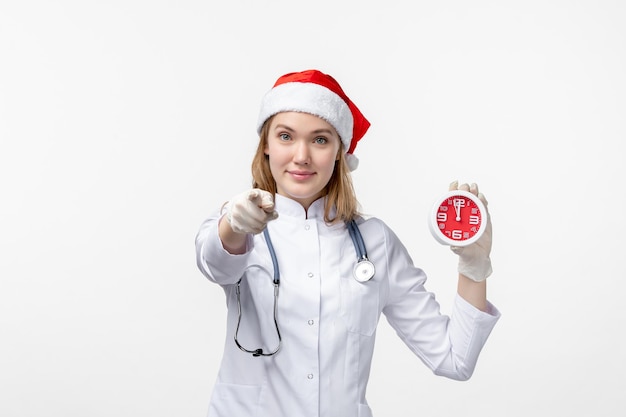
[264,112,342,209]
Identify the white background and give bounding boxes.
[1,1,624,416]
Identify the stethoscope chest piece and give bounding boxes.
[346,219,375,283]
[353,259,375,282]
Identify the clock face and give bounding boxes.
[429,190,486,247]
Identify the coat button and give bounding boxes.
[308,320,314,325]
[304,224,310,230]
[307,374,314,379]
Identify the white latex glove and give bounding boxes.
[224,189,279,235]
[449,181,493,282]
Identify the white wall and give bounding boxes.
[1,1,624,416]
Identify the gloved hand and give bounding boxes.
[449,181,493,282]
[224,189,279,235]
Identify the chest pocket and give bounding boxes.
[339,275,380,336]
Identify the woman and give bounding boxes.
[195,69,500,417]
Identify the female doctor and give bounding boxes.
[195,69,500,417]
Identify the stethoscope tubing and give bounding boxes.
[234,229,282,357]
[347,219,367,261]
[234,267,282,357]
[234,219,372,357]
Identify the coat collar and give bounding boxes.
[274,194,335,221]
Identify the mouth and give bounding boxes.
[287,170,316,180]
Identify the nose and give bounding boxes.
[293,140,311,164]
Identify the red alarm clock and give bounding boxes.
[429,190,487,247]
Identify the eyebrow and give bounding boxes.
[273,124,335,135]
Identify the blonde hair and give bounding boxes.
[251,115,360,223]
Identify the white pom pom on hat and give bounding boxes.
[257,69,371,171]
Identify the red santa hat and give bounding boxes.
[257,69,370,171]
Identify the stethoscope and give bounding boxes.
[234,219,374,357]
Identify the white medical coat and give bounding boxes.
[195,195,500,417]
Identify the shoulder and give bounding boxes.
[354,215,402,246]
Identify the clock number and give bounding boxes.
[453,198,466,208]
[437,212,447,222]
[451,230,462,240]
[469,215,480,225]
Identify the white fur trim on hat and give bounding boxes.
[345,153,359,171]
[257,82,354,153]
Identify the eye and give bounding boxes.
[314,137,328,145]
[279,133,291,141]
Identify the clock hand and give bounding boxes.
[454,200,461,221]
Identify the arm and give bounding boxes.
[458,275,487,312]
[218,188,279,254]
[378,219,499,381]
[218,215,248,254]
[449,181,493,312]
[195,189,277,284]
